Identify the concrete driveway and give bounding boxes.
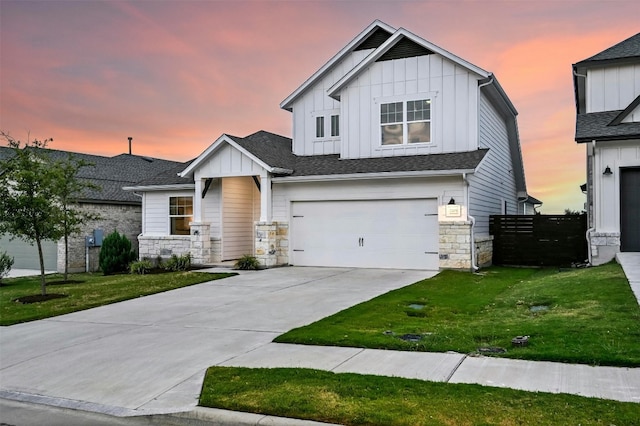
[0,267,434,416]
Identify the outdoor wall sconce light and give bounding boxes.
[448,197,456,205]
[603,166,613,176]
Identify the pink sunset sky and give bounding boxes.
[1,0,638,213]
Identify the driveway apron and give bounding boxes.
[0,267,434,415]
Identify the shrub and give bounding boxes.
[130,259,153,275]
[99,230,136,275]
[163,253,191,272]
[0,251,15,283]
[234,254,261,270]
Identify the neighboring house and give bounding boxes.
[0,146,182,272]
[126,20,536,270]
[573,32,640,265]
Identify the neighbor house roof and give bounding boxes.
[574,32,640,66]
[573,32,640,114]
[575,109,640,142]
[0,146,183,204]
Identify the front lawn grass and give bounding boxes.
[0,271,234,325]
[200,367,640,426]
[276,263,640,366]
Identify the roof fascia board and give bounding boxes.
[122,184,196,192]
[480,75,518,117]
[271,169,476,183]
[328,28,490,100]
[280,20,396,111]
[179,134,274,177]
[576,134,640,143]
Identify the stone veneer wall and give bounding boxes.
[438,221,472,270]
[255,222,289,268]
[475,235,493,268]
[138,236,191,261]
[57,203,142,273]
[588,231,620,266]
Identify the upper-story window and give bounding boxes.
[169,196,193,235]
[315,116,325,138]
[331,114,340,137]
[381,99,431,145]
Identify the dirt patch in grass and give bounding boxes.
[13,294,68,304]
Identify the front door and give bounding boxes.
[620,167,640,252]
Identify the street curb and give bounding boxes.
[165,407,340,426]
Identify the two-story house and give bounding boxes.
[126,20,535,270]
[573,32,640,265]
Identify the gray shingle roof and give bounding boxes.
[230,131,488,177]
[575,32,640,65]
[0,146,183,203]
[575,110,640,142]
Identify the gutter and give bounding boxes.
[271,169,476,183]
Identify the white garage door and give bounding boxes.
[291,199,439,270]
[0,234,58,270]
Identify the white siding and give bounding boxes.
[468,94,518,236]
[194,143,265,179]
[592,140,640,232]
[586,64,640,113]
[222,177,260,260]
[143,190,195,236]
[203,179,222,236]
[339,55,479,159]
[272,176,464,223]
[291,49,373,156]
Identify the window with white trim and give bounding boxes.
[330,114,340,137]
[169,196,193,235]
[315,116,325,138]
[381,99,431,145]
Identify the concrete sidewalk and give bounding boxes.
[1,266,639,426]
[617,252,640,305]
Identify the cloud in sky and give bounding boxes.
[1,0,637,213]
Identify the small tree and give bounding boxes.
[0,251,14,283]
[51,153,99,281]
[0,132,62,295]
[99,230,136,275]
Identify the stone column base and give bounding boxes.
[190,222,211,265]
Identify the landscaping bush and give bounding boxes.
[0,251,15,283]
[99,231,136,275]
[130,259,153,275]
[163,253,191,272]
[234,254,261,270]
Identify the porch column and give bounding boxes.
[259,170,272,223]
[193,178,203,222]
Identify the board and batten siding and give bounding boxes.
[142,188,220,236]
[468,93,517,236]
[222,176,260,260]
[272,176,464,223]
[586,64,640,113]
[291,49,374,157]
[339,55,480,160]
[194,143,265,178]
[593,140,640,232]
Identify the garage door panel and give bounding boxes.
[291,199,438,270]
[0,234,57,270]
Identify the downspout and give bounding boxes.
[463,172,479,271]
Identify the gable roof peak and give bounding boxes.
[575,32,640,66]
[280,20,396,111]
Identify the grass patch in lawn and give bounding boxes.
[0,271,234,325]
[276,263,640,366]
[200,366,640,426]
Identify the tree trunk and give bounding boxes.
[36,238,46,296]
[64,232,69,281]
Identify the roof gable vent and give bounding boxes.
[376,37,434,62]
[354,27,393,51]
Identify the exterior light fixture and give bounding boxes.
[603,166,613,176]
[448,197,456,205]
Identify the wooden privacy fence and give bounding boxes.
[489,215,588,267]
